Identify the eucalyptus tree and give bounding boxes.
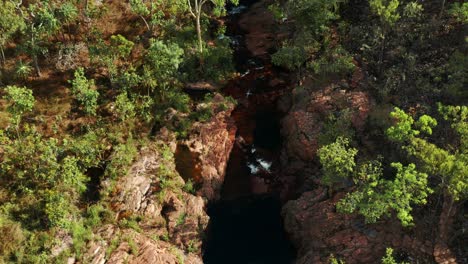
[20,2,60,77]
[318,136,432,226]
[387,106,467,255]
[0,0,25,66]
[3,85,35,135]
[186,0,239,54]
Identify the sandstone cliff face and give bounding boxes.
[282,188,436,264]
[178,93,236,200]
[279,84,373,196]
[278,82,442,263]
[79,143,208,264]
[77,95,236,263]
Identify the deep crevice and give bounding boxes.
[202,1,296,263]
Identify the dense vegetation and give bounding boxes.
[0,0,466,263]
[0,0,237,262]
[270,0,466,262]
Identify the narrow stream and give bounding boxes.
[202,1,296,263]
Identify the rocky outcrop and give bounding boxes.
[282,189,436,264]
[83,226,203,264]
[238,0,279,58]
[280,84,373,194]
[79,141,209,264]
[178,93,236,200]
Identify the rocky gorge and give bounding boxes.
[77,1,463,263]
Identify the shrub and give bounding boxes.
[317,137,358,188]
[69,68,99,116]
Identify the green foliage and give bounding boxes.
[308,45,355,74]
[387,106,468,201]
[403,2,423,18]
[369,0,401,26]
[130,0,151,17]
[386,107,418,142]
[272,45,306,71]
[273,0,353,80]
[104,140,138,180]
[329,254,346,264]
[318,110,355,146]
[337,161,431,226]
[44,190,74,228]
[129,0,165,30]
[0,125,88,229]
[69,68,99,116]
[186,0,238,53]
[114,92,136,122]
[182,39,235,82]
[414,115,437,135]
[183,179,196,194]
[176,212,186,226]
[0,1,25,63]
[382,248,409,264]
[143,39,184,99]
[14,60,33,80]
[2,85,35,128]
[110,34,135,59]
[56,2,79,26]
[449,3,468,23]
[285,0,344,33]
[317,137,358,188]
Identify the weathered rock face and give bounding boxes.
[238,0,278,58]
[83,226,203,264]
[80,142,209,264]
[178,93,236,200]
[282,189,436,264]
[280,85,373,194]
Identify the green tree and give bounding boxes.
[387,106,468,255]
[20,3,61,77]
[273,0,353,80]
[2,85,35,131]
[317,137,358,188]
[186,0,239,54]
[369,0,401,67]
[142,39,184,100]
[369,0,401,26]
[0,1,25,66]
[114,92,136,121]
[337,161,431,226]
[129,0,165,32]
[0,126,88,229]
[69,68,99,116]
[381,248,409,264]
[448,2,468,23]
[56,1,79,41]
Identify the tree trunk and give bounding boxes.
[439,0,446,18]
[140,15,150,32]
[196,14,203,54]
[433,194,457,264]
[0,45,5,66]
[33,54,41,77]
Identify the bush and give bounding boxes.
[69,68,99,116]
[317,137,358,188]
[114,92,136,122]
[181,39,235,82]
